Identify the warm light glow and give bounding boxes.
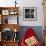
[14,29,17,32]
[0,15,1,20]
[0,32,1,41]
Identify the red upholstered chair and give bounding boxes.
[21,28,41,46]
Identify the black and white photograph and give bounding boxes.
[23,7,37,20]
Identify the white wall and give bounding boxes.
[18,0,44,26]
[0,0,44,26]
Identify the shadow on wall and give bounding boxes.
[18,26,43,44]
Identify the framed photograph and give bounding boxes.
[2,10,9,15]
[23,7,37,21]
[9,10,18,15]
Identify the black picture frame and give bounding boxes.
[23,7,37,21]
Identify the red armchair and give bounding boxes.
[21,28,41,46]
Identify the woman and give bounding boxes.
[21,28,41,46]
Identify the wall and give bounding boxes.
[18,0,44,26]
[0,0,44,26]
